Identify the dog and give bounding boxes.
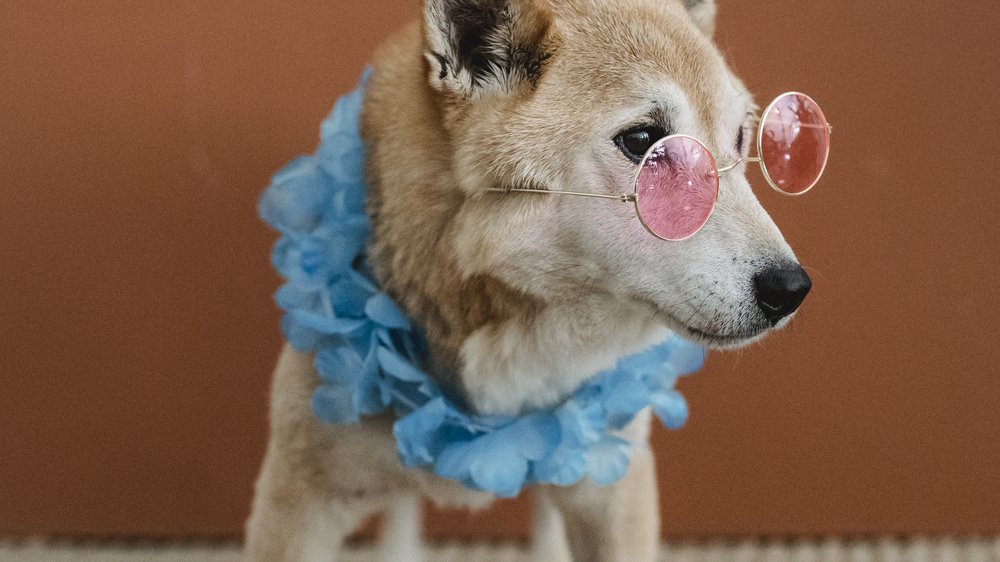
[245,0,811,559]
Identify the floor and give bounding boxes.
[1,538,998,561]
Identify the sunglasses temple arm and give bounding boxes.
[716,156,762,176]
[487,187,635,203]
[716,118,832,177]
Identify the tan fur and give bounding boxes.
[247,0,802,559]
[361,21,548,391]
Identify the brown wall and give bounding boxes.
[2,0,998,540]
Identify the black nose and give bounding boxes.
[753,265,812,325]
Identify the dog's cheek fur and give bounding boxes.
[362,24,554,396]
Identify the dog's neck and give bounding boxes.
[460,297,672,414]
[370,233,669,416]
[371,224,668,414]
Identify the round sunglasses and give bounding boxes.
[490,92,831,241]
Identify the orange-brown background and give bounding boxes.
[2,0,998,540]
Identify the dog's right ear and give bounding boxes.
[681,0,717,37]
[422,0,555,99]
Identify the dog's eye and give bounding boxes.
[614,126,666,163]
[736,125,747,154]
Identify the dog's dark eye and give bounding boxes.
[614,126,666,163]
[736,126,745,153]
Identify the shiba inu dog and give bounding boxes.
[246,0,813,560]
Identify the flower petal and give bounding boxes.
[287,309,368,336]
[584,436,632,485]
[435,433,529,498]
[665,338,707,374]
[651,389,689,429]
[317,135,365,184]
[508,414,561,461]
[315,346,364,386]
[329,279,371,318]
[530,445,587,486]
[377,347,428,383]
[365,293,411,330]
[355,345,391,415]
[275,284,323,315]
[259,157,332,235]
[394,397,448,466]
[601,378,649,428]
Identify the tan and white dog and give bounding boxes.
[246,0,811,560]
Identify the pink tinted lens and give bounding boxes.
[760,93,830,195]
[634,135,718,241]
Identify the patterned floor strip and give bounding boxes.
[1,538,998,561]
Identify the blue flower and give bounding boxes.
[663,338,708,375]
[328,278,372,318]
[434,413,560,498]
[317,134,365,186]
[259,157,332,235]
[270,235,333,290]
[318,70,370,186]
[584,436,632,485]
[365,293,411,330]
[530,401,599,485]
[394,397,450,466]
[529,443,587,486]
[650,389,689,429]
[600,371,651,428]
[320,70,368,145]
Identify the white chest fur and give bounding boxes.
[459,298,670,415]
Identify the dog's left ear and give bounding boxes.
[422,0,556,98]
[681,0,717,37]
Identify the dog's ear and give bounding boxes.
[681,0,717,37]
[422,0,555,98]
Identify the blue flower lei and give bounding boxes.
[259,70,706,498]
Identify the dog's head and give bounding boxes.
[420,0,811,349]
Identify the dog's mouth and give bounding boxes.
[638,297,771,349]
[676,322,769,349]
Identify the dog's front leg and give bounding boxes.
[245,346,386,561]
[245,443,368,562]
[537,411,660,562]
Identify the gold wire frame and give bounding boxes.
[487,91,831,239]
[713,92,832,196]
[755,91,831,197]
[630,133,719,242]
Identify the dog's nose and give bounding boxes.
[753,265,812,325]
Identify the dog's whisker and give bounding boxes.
[684,291,713,327]
[662,288,701,308]
[574,275,594,303]
[667,295,698,309]
[662,279,706,308]
[732,347,745,369]
[800,264,828,282]
[539,263,584,275]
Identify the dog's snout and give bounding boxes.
[753,265,812,325]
